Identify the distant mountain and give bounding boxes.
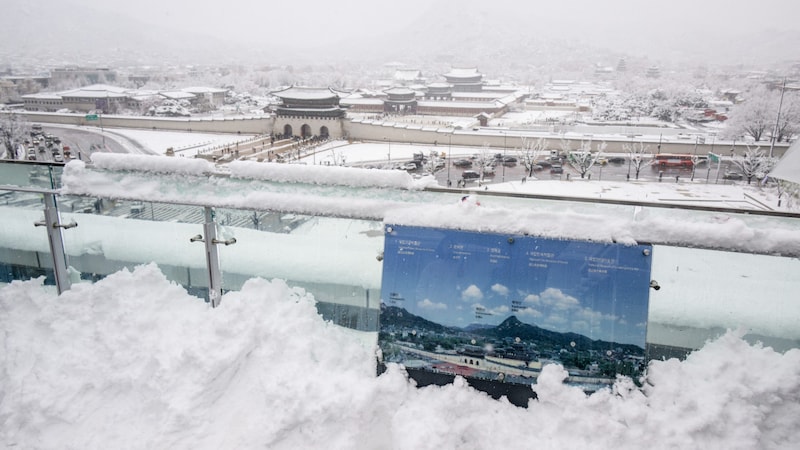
[379,305,643,353]
[463,323,495,332]
[0,1,248,66]
[379,304,454,334]
[476,315,643,354]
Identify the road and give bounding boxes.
[412,157,745,187]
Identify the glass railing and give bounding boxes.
[1,159,798,355]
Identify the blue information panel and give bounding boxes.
[379,225,653,393]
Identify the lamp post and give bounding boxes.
[447,132,452,186]
[626,136,633,179]
[502,131,507,183]
[769,78,787,159]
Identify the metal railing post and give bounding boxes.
[37,193,76,294]
[189,207,236,307]
[203,207,223,307]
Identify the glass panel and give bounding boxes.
[647,245,800,359]
[54,196,209,297]
[0,161,63,189]
[0,189,56,286]
[215,207,384,331]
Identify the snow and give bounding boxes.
[1,264,799,449]
[3,132,800,447]
[228,160,436,189]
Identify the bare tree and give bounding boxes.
[420,150,445,176]
[327,147,347,166]
[730,146,776,184]
[568,140,605,179]
[623,141,652,180]
[519,136,549,177]
[0,111,30,160]
[475,144,495,181]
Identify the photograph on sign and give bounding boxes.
[379,225,653,393]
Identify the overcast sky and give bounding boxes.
[3,0,799,67]
[65,0,800,48]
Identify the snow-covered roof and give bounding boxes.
[271,86,340,101]
[445,67,481,78]
[393,69,423,81]
[20,92,62,100]
[769,139,800,184]
[181,86,228,94]
[383,87,417,96]
[60,89,129,99]
[160,91,197,100]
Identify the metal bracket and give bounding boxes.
[35,221,78,229]
[190,235,236,246]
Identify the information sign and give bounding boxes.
[379,225,653,394]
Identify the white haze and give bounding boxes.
[3,0,800,66]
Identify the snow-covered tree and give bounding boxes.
[420,150,445,176]
[0,111,29,160]
[774,179,800,209]
[723,85,799,143]
[773,92,800,143]
[568,140,606,179]
[730,146,776,185]
[475,144,496,181]
[624,141,652,180]
[518,136,549,177]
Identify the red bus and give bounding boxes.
[653,154,694,168]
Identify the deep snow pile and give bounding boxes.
[1,265,799,449]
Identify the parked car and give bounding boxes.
[462,170,481,179]
[453,159,473,168]
[607,156,626,164]
[129,201,145,214]
[550,164,564,174]
[502,156,517,166]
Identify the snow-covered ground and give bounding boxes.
[103,128,257,157]
[1,264,798,449]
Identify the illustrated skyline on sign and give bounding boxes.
[381,226,652,347]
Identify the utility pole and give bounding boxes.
[769,77,787,159]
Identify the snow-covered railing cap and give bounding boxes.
[89,153,216,175]
[228,160,437,190]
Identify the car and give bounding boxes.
[453,159,473,168]
[534,160,552,168]
[401,162,418,171]
[531,164,544,172]
[607,156,626,164]
[462,170,481,179]
[550,164,564,174]
[723,171,743,180]
[129,201,145,214]
[502,156,518,166]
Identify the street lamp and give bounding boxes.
[502,131,507,183]
[447,133,452,186]
[626,136,633,179]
